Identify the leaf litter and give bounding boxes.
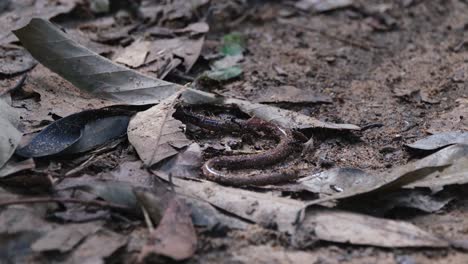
[2,1,468,263]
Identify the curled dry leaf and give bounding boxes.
[128,92,192,168]
[294,208,449,248]
[14,18,182,105]
[406,131,468,150]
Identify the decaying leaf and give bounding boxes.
[31,222,102,253]
[115,39,151,68]
[298,168,373,197]
[70,229,127,263]
[303,144,468,207]
[153,143,202,179]
[294,208,449,248]
[107,160,153,186]
[0,158,35,178]
[165,176,305,233]
[376,189,454,213]
[138,197,197,261]
[128,92,192,168]
[406,131,468,150]
[56,179,139,212]
[14,18,182,105]
[0,99,22,168]
[403,156,468,190]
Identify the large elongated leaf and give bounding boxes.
[128,92,192,168]
[13,18,182,105]
[164,176,305,233]
[181,89,360,130]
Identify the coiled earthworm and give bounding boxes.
[174,107,303,186]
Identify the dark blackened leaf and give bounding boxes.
[406,132,468,150]
[16,109,131,158]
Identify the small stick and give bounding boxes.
[0,197,131,211]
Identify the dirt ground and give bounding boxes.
[190,0,468,263]
[1,0,468,263]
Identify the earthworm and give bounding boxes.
[174,107,302,186]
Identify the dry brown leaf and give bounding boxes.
[128,92,191,168]
[294,208,449,248]
[138,197,197,261]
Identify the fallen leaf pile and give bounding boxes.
[0,0,467,263]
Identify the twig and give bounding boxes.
[0,197,131,211]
